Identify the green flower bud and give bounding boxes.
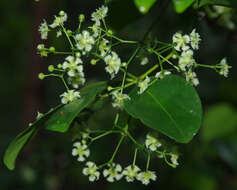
[38,73,45,80]
[48,65,54,72]
[49,47,55,52]
[59,11,65,16]
[57,64,62,69]
[67,30,72,36]
[107,30,113,36]
[107,86,113,91]
[79,14,85,22]
[91,59,97,65]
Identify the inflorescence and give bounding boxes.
[36,5,231,185]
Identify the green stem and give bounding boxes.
[61,24,75,53]
[146,153,151,171]
[60,75,69,91]
[109,135,125,163]
[132,148,138,167]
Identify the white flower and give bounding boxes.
[50,11,67,28]
[103,163,123,182]
[140,57,149,66]
[172,32,190,51]
[178,50,194,71]
[185,69,199,86]
[56,30,62,38]
[75,30,95,54]
[218,58,230,77]
[68,73,85,89]
[111,90,130,109]
[122,165,141,182]
[104,52,121,78]
[90,24,100,37]
[190,29,201,50]
[145,134,161,151]
[171,154,179,166]
[99,38,110,56]
[72,142,90,162]
[137,170,157,185]
[60,90,80,104]
[91,5,108,26]
[138,77,150,94]
[155,71,171,79]
[36,112,43,120]
[38,20,50,40]
[62,56,83,77]
[83,161,100,182]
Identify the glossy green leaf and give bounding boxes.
[124,75,202,143]
[201,103,237,142]
[133,0,157,14]
[45,81,107,132]
[3,106,61,170]
[172,0,195,13]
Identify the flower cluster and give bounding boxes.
[172,29,201,86]
[35,4,231,186]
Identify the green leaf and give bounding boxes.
[124,75,202,143]
[133,0,157,14]
[201,103,237,142]
[172,0,195,13]
[3,106,61,170]
[45,81,107,132]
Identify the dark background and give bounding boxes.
[1,0,237,190]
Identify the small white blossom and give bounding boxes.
[91,5,108,26]
[155,71,171,79]
[218,58,230,77]
[99,38,110,56]
[72,142,90,162]
[137,170,157,185]
[111,90,130,109]
[145,134,161,151]
[68,73,85,89]
[56,30,62,38]
[83,161,100,182]
[172,32,190,51]
[103,163,123,182]
[171,154,179,166]
[140,57,149,66]
[104,52,121,78]
[138,77,150,94]
[190,29,201,50]
[185,69,199,86]
[122,165,141,182]
[178,50,194,71]
[38,20,50,40]
[90,24,100,37]
[50,11,67,28]
[36,112,43,120]
[62,56,83,77]
[60,90,80,104]
[75,30,95,54]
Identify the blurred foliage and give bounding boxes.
[1,0,237,190]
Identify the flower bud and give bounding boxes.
[49,47,55,52]
[38,73,45,80]
[79,14,85,22]
[91,59,98,65]
[48,65,54,72]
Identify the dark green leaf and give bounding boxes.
[3,106,61,170]
[201,103,237,142]
[45,81,107,133]
[133,0,157,14]
[172,0,195,13]
[124,75,202,143]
